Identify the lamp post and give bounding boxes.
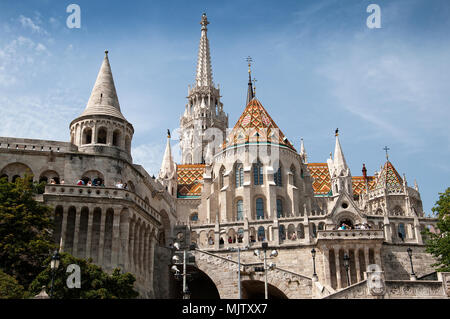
[228,246,249,299]
[171,242,195,299]
[254,242,277,299]
[407,248,416,280]
[343,253,350,287]
[311,248,318,281]
[50,249,60,298]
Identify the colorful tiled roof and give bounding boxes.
[177,164,205,198]
[307,163,332,195]
[352,176,376,195]
[375,160,403,192]
[307,163,376,196]
[222,98,296,151]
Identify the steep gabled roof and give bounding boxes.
[375,160,403,192]
[222,98,296,151]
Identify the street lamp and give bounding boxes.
[407,248,416,280]
[228,246,249,299]
[171,241,195,299]
[343,253,350,287]
[50,249,60,298]
[311,248,318,281]
[254,242,277,299]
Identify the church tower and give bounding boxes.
[157,130,177,197]
[70,51,134,162]
[179,13,228,164]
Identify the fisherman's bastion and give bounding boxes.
[0,14,448,299]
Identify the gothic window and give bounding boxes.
[398,223,406,241]
[235,163,243,188]
[253,161,263,185]
[290,165,297,186]
[279,225,286,241]
[257,226,265,241]
[274,166,282,186]
[236,200,244,221]
[219,166,225,188]
[190,213,198,221]
[256,198,265,220]
[276,198,283,218]
[297,224,305,239]
[97,127,107,144]
[311,223,317,238]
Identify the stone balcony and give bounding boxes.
[317,229,384,241]
[44,184,161,223]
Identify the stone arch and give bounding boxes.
[158,209,171,247]
[81,170,104,185]
[333,211,361,228]
[297,223,305,239]
[227,228,236,243]
[112,129,122,147]
[287,224,296,240]
[82,127,92,144]
[126,180,135,192]
[1,162,33,181]
[241,280,288,299]
[39,170,60,184]
[97,126,108,144]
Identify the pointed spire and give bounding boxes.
[332,129,349,176]
[195,13,213,88]
[300,138,308,163]
[414,179,419,191]
[246,56,254,105]
[158,130,176,180]
[81,50,125,120]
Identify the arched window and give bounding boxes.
[112,130,121,147]
[297,224,305,239]
[311,223,317,238]
[274,166,282,186]
[257,226,265,241]
[82,128,92,144]
[253,161,263,185]
[290,165,297,187]
[235,163,243,187]
[236,200,244,221]
[97,127,107,144]
[279,225,286,241]
[190,213,198,221]
[276,199,283,218]
[256,198,264,220]
[398,223,406,241]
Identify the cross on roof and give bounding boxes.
[252,77,257,95]
[383,146,390,160]
[245,56,253,73]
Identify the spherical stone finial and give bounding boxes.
[105,50,109,56]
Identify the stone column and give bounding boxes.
[148,235,156,297]
[323,247,332,287]
[128,220,135,272]
[374,247,382,270]
[334,248,342,289]
[364,246,370,277]
[86,209,94,259]
[344,248,350,286]
[73,207,81,256]
[355,247,361,282]
[60,207,68,251]
[111,209,121,266]
[414,218,423,244]
[383,216,392,243]
[98,210,106,266]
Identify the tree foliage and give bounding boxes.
[0,175,55,289]
[424,187,450,272]
[0,269,25,299]
[29,252,139,299]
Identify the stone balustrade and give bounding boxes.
[0,137,77,153]
[44,184,161,223]
[317,229,384,241]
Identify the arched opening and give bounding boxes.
[276,198,284,218]
[257,226,265,242]
[97,127,107,144]
[39,170,60,185]
[173,266,220,299]
[241,280,288,299]
[256,197,265,220]
[81,170,104,186]
[274,165,282,186]
[253,160,263,185]
[219,166,225,188]
[279,225,286,242]
[112,130,121,147]
[1,162,33,182]
[236,199,244,221]
[190,212,199,222]
[235,162,243,188]
[82,128,92,144]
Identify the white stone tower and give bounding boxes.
[157,129,177,197]
[70,51,134,162]
[179,13,228,164]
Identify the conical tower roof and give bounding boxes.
[375,160,403,192]
[79,51,126,120]
[222,98,296,151]
[332,132,349,176]
[158,131,176,180]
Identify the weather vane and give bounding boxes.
[383,146,390,160]
[245,56,253,73]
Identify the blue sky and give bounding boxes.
[0,0,449,215]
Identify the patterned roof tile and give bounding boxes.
[177,164,205,198]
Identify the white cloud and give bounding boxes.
[18,15,48,36]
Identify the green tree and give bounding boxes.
[28,252,139,299]
[0,269,25,299]
[424,187,450,272]
[0,175,55,289]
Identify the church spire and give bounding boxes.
[195,13,213,88]
[332,128,349,176]
[246,56,254,106]
[157,130,177,196]
[300,138,308,163]
[81,50,125,120]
